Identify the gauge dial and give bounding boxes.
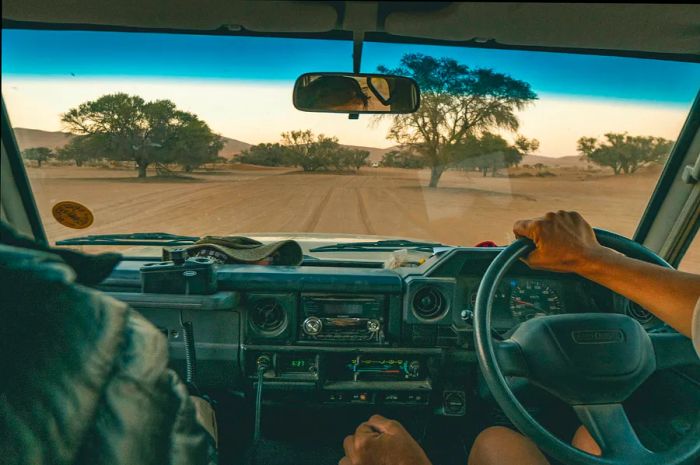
[509,280,562,322]
[470,284,507,309]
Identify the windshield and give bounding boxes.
[3,29,699,262]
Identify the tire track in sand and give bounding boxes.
[355,188,376,235]
[301,175,357,232]
[302,186,334,231]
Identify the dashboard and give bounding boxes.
[99,246,661,415]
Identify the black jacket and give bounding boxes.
[0,244,214,465]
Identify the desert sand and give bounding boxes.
[25,164,699,273]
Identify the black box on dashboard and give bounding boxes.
[140,256,217,295]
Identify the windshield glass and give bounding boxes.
[3,29,699,259]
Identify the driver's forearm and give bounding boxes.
[577,249,700,337]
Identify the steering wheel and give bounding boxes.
[474,228,700,465]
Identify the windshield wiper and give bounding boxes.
[309,239,445,253]
[56,232,200,247]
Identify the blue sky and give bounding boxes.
[3,29,699,105]
[2,29,699,155]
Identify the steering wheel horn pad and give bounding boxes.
[508,313,655,405]
[475,229,700,465]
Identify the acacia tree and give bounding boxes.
[281,130,340,172]
[22,147,54,167]
[62,93,223,177]
[56,135,101,167]
[169,114,224,172]
[451,133,539,176]
[338,148,370,172]
[238,143,294,166]
[377,54,538,187]
[381,149,426,169]
[577,133,674,175]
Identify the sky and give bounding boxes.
[2,29,699,156]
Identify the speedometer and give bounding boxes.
[509,280,562,322]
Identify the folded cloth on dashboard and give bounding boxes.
[164,236,303,266]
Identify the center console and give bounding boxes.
[244,348,435,407]
[242,291,443,408]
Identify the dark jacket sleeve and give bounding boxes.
[0,245,214,465]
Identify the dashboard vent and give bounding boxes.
[412,286,447,320]
[250,298,286,333]
[625,301,654,325]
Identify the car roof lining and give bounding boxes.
[2,1,699,62]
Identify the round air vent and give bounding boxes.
[250,299,286,333]
[625,301,654,325]
[412,286,447,320]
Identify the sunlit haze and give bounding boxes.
[3,29,699,156]
[1,77,693,156]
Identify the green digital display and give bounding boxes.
[278,355,315,374]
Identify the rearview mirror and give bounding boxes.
[293,73,420,114]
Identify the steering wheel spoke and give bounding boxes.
[494,339,528,377]
[573,403,652,460]
[650,333,700,370]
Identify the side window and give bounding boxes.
[679,232,699,274]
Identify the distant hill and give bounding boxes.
[521,154,586,168]
[219,137,252,159]
[12,128,584,167]
[340,144,398,163]
[12,127,75,151]
[12,127,251,160]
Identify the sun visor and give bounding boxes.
[385,3,700,56]
[2,0,338,33]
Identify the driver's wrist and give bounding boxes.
[576,246,620,277]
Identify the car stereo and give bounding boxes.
[299,294,386,344]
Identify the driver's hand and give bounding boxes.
[339,415,432,465]
[513,211,610,273]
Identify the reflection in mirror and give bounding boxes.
[293,73,420,114]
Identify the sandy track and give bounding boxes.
[25,165,700,272]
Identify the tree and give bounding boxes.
[61,93,223,177]
[281,130,340,172]
[22,147,54,167]
[238,143,294,167]
[56,135,102,167]
[381,149,426,169]
[338,148,370,172]
[377,54,537,187]
[577,133,674,175]
[452,133,534,176]
[169,114,224,172]
[453,133,538,179]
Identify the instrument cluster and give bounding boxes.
[464,277,584,330]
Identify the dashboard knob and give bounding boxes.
[303,316,323,335]
[460,309,474,322]
[366,319,381,333]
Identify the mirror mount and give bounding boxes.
[352,31,364,74]
[350,31,364,120]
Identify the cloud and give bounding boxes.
[2,77,691,156]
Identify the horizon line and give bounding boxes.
[11,126,589,159]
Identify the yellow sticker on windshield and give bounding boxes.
[52,201,94,229]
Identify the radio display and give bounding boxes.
[321,302,364,315]
[277,354,316,374]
